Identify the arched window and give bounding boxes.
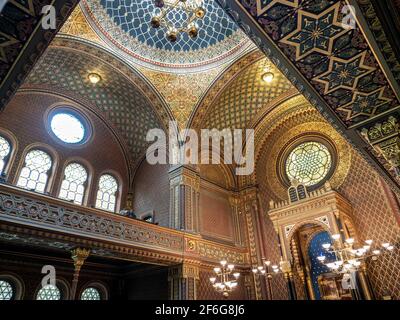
[0,280,13,300]
[96,174,118,212]
[81,287,101,300]
[17,149,52,193]
[59,163,88,205]
[0,135,11,175]
[36,284,61,300]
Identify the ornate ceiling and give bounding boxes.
[24,39,169,168]
[218,0,400,192]
[0,0,79,109]
[2,0,400,192]
[80,0,252,72]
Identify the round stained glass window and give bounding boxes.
[50,111,86,144]
[286,142,332,187]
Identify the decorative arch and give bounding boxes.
[0,272,25,300]
[79,281,109,300]
[0,127,19,178]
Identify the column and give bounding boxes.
[168,263,200,300]
[239,187,263,300]
[70,247,90,300]
[229,195,245,247]
[169,165,200,232]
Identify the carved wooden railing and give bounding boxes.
[0,184,248,266]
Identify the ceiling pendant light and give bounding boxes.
[262,59,275,84]
[151,0,206,42]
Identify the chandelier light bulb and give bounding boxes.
[365,239,373,245]
[151,0,206,42]
[382,243,390,248]
[262,72,274,83]
[345,238,355,245]
[228,264,234,270]
[317,256,326,262]
[233,273,240,279]
[264,260,271,266]
[373,250,381,255]
[88,73,101,84]
[322,243,331,250]
[220,260,227,266]
[252,268,258,274]
[214,267,221,273]
[209,277,216,283]
[387,246,394,251]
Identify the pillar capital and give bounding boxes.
[168,262,200,300]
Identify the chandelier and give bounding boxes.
[209,260,240,298]
[318,234,394,273]
[151,0,206,42]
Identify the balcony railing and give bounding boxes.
[0,184,247,266]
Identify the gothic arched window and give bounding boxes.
[17,149,52,193]
[96,174,118,212]
[0,135,11,175]
[59,163,88,205]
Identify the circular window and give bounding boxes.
[285,141,332,187]
[36,284,61,300]
[0,280,14,300]
[81,287,101,300]
[49,109,90,145]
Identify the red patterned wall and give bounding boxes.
[133,160,170,227]
[338,150,400,299]
[197,268,247,300]
[0,92,130,207]
[199,188,234,243]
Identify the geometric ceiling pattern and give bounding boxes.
[59,5,252,129]
[81,0,252,72]
[217,0,400,191]
[201,56,295,130]
[25,44,164,165]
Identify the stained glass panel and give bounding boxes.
[17,150,52,193]
[286,142,332,187]
[0,280,13,300]
[36,285,61,300]
[0,136,11,175]
[59,163,88,205]
[81,287,101,300]
[96,174,118,212]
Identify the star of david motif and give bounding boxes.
[337,88,392,121]
[315,52,376,94]
[255,0,299,16]
[0,31,19,63]
[281,3,347,61]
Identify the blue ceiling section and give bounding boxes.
[99,0,238,52]
[308,231,335,300]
